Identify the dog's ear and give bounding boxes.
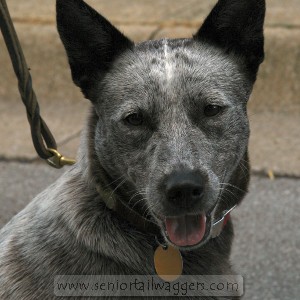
[194,0,265,81]
[56,0,133,99]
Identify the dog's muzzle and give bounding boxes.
[96,182,236,248]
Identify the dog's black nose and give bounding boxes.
[166,171,204,207]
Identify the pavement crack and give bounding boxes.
[0,156,40,164]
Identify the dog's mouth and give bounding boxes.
[151,211,213,249]
[164,213,208,247]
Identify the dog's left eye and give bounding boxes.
[125,113,143,126]
[204,105,222,117]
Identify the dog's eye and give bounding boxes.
[125,113,143,126]
[204,105,222,117]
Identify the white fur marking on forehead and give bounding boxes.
[164,40,173,83]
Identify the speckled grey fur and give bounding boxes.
[0,0,265,299]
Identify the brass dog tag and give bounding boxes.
[154,245,183,282]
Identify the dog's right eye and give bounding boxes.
[125,113,144,126]
[204,105,222,117]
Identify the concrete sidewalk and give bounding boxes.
[1,0,300,176]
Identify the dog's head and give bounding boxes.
[57,0,265,250]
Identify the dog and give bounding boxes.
[0,0,265,298]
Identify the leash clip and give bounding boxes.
[47,148,76,169]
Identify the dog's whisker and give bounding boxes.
[219,187,240,201]
[128,193,145,208]
[108,178,127,201]
[127,188,148,206]
[219,182,247,194]
[237,159,250,179]
[218,195,232,209]
[102,174,127,191]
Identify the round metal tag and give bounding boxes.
[154,245,183,282]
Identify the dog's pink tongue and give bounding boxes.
[165,214,206,247]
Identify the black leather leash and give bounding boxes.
[0,0,75,168]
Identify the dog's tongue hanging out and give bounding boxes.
[165,214,206,246]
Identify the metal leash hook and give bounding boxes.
[47,148,76,169]
[0,0,76,168]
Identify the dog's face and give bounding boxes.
[57,0,265,249]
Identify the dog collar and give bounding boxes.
[95,184,161,236]
[96,184,236,241]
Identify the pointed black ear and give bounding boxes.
[194,0,265,81]
[56,0,134,98]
